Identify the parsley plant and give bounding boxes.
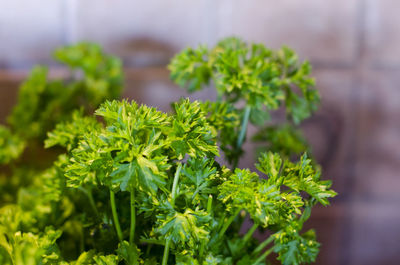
[0,38,336,265]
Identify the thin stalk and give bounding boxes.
[110,190,123,242]
[252,234,274,255]
[233,105,251,168]
[129,187,136,244]
[216,213,226,231]
[146,244,152,256]
[161,163,182,265]
[253,247,273,265]
[242,223,259,246]
[237,105,251,148]
[219,208,241,240]
[170,163,182,207]
[199,195,213,260]
[162,240,172,265]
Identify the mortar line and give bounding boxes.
[340,0,368,264]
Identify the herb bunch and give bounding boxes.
[0,38,336,265]
[169,37,318,165]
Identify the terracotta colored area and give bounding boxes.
[1,1,399,264]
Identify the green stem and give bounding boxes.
[219,208,241,240]
[252,234,275,255]
[199,195,213,260]
[216,213,226,231]
[110,190,123,242]
[237,105,251,148]
[170,163,182,207]
[242,223,259,245]
[233,105,251,168]
[129,187,136,244]
[253,247,274,265]
[161,163,182,265]
[146,244,152,256]
[162,239,171,265]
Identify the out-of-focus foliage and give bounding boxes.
[0,42,123,199]
[0,43,125,263]
[0,125,25,165]
[8,43,123,141]
[253,124,309,157]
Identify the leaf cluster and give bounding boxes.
[169,37,318,122]
[169,37,319,163]
[39,100,335,264]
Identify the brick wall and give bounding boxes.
[1,1,399,264]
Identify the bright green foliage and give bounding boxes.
[0,125,25,164]
[169,37,318,124]
[0,205,63,265]
[156,208,211,248]
[0,40,336,265]
[219,152,336,228]
[273,224,320,265]
[45,110,102,152]
[257,152,337,205]
[39,100,335,264]
[64,99,218,192]
[8,43,123,140]
[218,167,284,227]
[171,100,219,159]
[169,37,319,163]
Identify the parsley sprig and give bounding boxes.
[169,37,319,166]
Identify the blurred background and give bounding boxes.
[0,0,399,264]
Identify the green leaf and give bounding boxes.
[282,154,337,206]
[45,110,101,151]
[93,254,120,265]
[156,208,211,248]
[218,168,282,227]
[0,125,25,164]
[273,226,320,265]
[171,99,219,159]
[117,241,141,265]
[168,46,211,92]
